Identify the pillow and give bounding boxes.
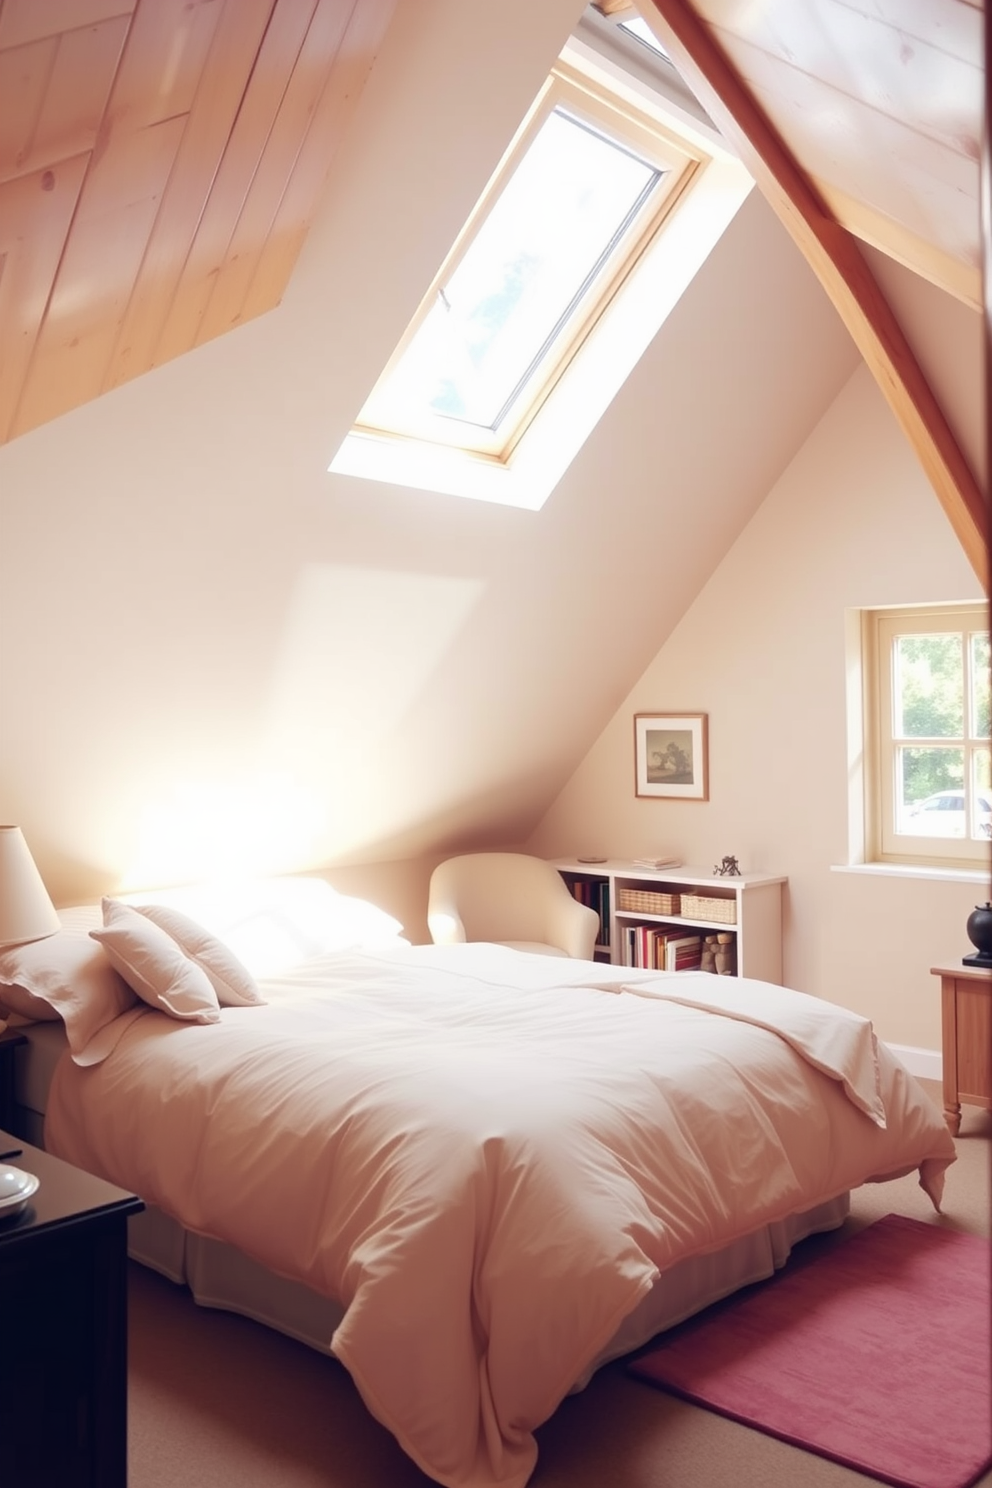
[129,903,264,1007]
[91,900,221,1024]
[121,876,407,977]
[0,906,141,1065]
[0,982,61,1023]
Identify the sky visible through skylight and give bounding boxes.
[332,20,754,509]
[384,107,665,434]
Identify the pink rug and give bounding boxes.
[628,1215,992,1488]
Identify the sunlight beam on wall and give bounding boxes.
[122,772,328,891]
[119,563,484,888]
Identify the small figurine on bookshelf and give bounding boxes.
[701,933,736,974]
[713,855,741,877]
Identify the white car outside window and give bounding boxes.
[904,790,992,839]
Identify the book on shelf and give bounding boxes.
[664,934,702,972]
[631,856,682,870]
[617,926,706,971]
[620,924,700,970]
[570,877,610,949]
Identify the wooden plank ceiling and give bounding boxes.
[649,0,984,308]
[0,0,986,584]
[633,0,988,589]
[0,0,395,445]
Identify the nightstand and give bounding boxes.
[931,964,992,1135]
[0,1026,27,1132]
[0,1130,143,1487]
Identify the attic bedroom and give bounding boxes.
[0,0,985,1055]
[0,1,988,1485]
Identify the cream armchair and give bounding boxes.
[427,853,599,959]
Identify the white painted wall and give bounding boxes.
[0,0,981,1000]
[529,361,987,1053]
[0,0,858,919]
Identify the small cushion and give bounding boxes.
[91,900,221,1024]
[129,903,264,1007]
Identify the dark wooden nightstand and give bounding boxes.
[0,1129,143,1487]
[0,1025,27,1132]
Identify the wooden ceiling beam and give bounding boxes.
[644,0,988,592]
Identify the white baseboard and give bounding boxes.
[888,1043,942,1082]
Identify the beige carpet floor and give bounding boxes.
[127,1083,991,1488]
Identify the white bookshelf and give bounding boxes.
[554,860,786,984]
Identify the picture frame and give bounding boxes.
[634,713,708,800]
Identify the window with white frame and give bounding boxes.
[355,66,693,462]
[866,603,991,867]
[329,24,752,509]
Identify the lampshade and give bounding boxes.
[0,826,60,947]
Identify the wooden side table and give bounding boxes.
[0,1026,27,1132]
[0,1130,143,1487]
[931,964,992,1135]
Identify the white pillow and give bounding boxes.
[91,900,220,1024]
[129,903,264,1007]
[0,906,141,1065]
[120,876,407,977]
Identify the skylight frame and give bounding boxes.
[329,31,753,509]
[350,62,702,464]
[617,14,671,61]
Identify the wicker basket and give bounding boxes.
[617,888,681,916]
[680,894,737,925]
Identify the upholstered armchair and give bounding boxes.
[427,853,599,959]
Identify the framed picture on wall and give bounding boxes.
[634,713,708,800]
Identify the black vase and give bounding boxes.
[963,902,992,967]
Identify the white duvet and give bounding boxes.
[45,944,955,1488]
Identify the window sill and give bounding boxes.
[831,862,991,885]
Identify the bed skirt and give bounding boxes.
[126,1178,849,1381]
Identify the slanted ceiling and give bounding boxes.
[0,0,395,444]
[0,0,984,582]
[0,0,980,903]
[637,0,988,585]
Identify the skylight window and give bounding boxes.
[353,64,696,464]
[330,31,753,508]
[384,107,665,442]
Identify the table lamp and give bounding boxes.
[0,826,60,949]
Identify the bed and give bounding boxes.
[0,877,956,1488]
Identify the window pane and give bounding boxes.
[893,633,963,738]
[391,108,663,433]
[896,745,964,835]
[973,750,991,838]
[873,605,989,865]
[970,632,990,738]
